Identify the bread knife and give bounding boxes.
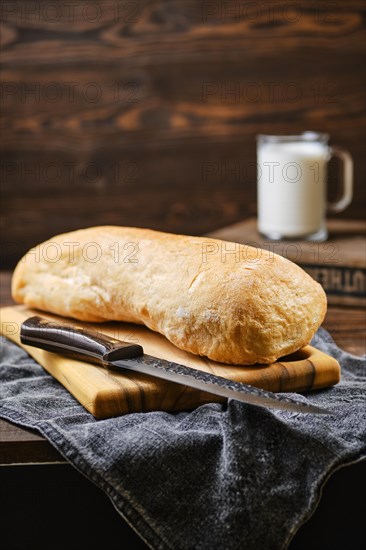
[20,316,330,415]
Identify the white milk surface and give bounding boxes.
[257,141,329,237]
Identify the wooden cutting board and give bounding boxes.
[0,306,340,419]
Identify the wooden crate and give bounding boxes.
[208,219,366,308]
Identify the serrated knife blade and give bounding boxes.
[20,316,330,415]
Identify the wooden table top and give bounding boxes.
[1,270,365,465]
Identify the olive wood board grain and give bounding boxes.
[0,306,340,419]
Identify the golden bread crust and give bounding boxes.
[11,226,327,365]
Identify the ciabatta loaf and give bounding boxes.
[12,227,327,365]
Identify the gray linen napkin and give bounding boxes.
[0,327,365,550]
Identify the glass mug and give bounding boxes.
[256,132,353,241]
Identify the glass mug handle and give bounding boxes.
[327,146,353,213]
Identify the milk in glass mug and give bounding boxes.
[257,132,353,241]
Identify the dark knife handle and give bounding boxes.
[20,316,144,368]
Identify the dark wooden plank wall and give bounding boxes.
[1,0,365,267]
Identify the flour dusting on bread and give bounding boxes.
[12,226,327,365]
